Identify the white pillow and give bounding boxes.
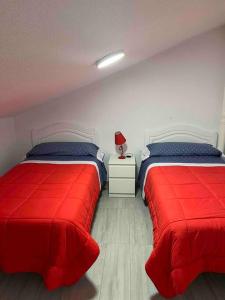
[97,149,105,162]
[141,147,150,161]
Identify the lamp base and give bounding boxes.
[118,155,126,159]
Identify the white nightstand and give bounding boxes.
[108,154,136,197]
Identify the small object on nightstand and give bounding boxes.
[108,154,136,197]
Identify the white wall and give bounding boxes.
[0,118,17,174]
[14,26,225,168]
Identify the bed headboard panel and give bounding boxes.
[145,124,218,147]
[32,123,97,146]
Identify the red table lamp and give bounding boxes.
[115,131,126,159]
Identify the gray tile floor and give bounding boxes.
[0,188,225,299]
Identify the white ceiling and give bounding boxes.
[1,0,225,117]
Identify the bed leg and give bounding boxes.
[143,198,148,206]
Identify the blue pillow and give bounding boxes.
[26,142,99,158]
[147,142,221,157]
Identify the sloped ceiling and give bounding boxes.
[1,0,225,116]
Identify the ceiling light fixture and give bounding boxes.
[96,51,125,69]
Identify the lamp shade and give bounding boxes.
[115,131,126,145]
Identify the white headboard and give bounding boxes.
[145,124,218,147]
[31,123,97,146]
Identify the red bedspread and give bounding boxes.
[0,162,100,290]
[144,165,225,298]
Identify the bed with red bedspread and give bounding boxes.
[0,161,102,290]
[144,163,225,297]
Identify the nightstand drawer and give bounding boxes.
[109,165,135,178]
[109,178,135,194]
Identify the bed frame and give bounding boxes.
[145,124,218,148]
[31,122,98,146]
